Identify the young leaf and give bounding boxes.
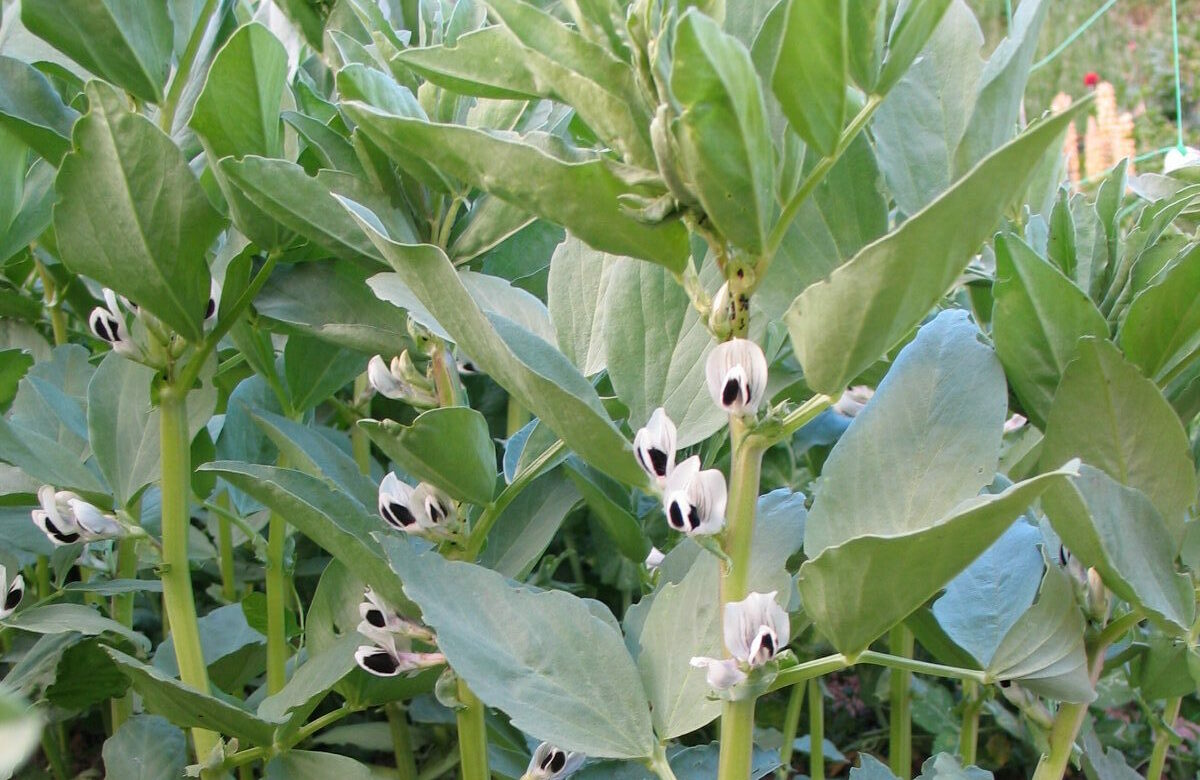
[846,0,886,91]
[671,10,774,254]
[563,458,650,562]
[991,234,1108,428]
[282,333,364,414]
[785,101,1084,395]
[1119,244,1200,383]
[341,203,647,487]
[340,102,689,272]
[394,27,541,100]
[21,0,172,103]
[876,0,954,93]
[250,411,378,508]
[772,0,846,156]
[54,82,222,342]
[190,22,289,160]
[1038,337,1196,539]
[384,537,656,759]
[7,604,150,652]
[360,408,497,506]
[257,634,359,740]
[476,470,581,578]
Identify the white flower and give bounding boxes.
[662,456,726,536]
[644,546,665,572]
[367,355,411,400]
[88,289,141,359]
[723,591,789,667]
[706,338,768,416]
[456,353,480,375]
[833,385,874,417]
[633,407,677,483]
[31,486,123,545]
[205,277,221,322]
[354,640,445,677]
[688,656,747,690]
[378,473,459,538]
[0,565,24,620]
[357,588,434,646]
[522,743,586,780]
[1164,145,1200,173]
[1003,413,1028,434]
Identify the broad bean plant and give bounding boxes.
[0,0,1196,778]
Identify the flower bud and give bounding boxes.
[413,483,458,536]
[662,456,726,536]
[833,385,874,417]
[706,338,768,417]
[523,743,586,780]
[644,546,665,573]
[368,355,410,400]
[88,289,142,360]
[0,566,24,620]
[354,640,445,677]
[633,407,677,484]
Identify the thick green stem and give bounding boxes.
[352,374,372,474]
[808,678,825,780]
[265,506,289,694]
[888,625,914,779]
[717,699,757,780]
[455,679,489,780]
[160,388,219,762]
[1031,701,1088,780]
[215,491,236,602]
[959,681,981,766]
[717,416,765,779]
[1145,696,1181,780]
[387,704,418,780]
[777,680,806,778]
[110,535,139,729]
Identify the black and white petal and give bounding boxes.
[412,483,458,535]
[723,591,789,668]
[662,456,726,536]
[378,472,420,531]
[0,569,23,620]
[633,407,677,483]
[524,742,586,780]
[705,338,768,416]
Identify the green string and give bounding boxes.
[1004,0,1013,29]
[1030,0,1120,72]
[1170,0,1186,151]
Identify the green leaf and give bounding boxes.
[393,27,540,100]
[602,259,723,448]
[563,459,649,562]
[283,333,364,414]
[846,0,886,91]
[5,603,149,652]
[104,648,283,747]
[483,0,652,166]
[804,311,1005,556]
[250,411,378,509]
[342,209,646,486]
[477,469,580,578]
[0,56,79,163]
[1039,337,1196,538]
[0,159,55,265]
[991,234,1108,428]
[0,415,106,493]
[219,156,416,258]
[257,634,359,739]
[876,0,954,93]
[671,10,774,254]
[341,102,689,271]
[256,260,416,355]
[931,520,1043,667]
[1041,465,1195,633]
[384,537,656,758]
[21,0,172,103]
[265,750,374,779]
[283,111,363,175]
[772,0,846,155]
[985,562,1092,702]
[785,101,1085,395]
[1119,242,1200,383]
[360,408,497,506]
[54,82,222,342]
[546,235,617,375]
[63,579,163,596]
[274,0,329,51]
[190,23,288,160]
[0,688,43,778]
[870,1,983,216]
[953,0,1050,173]
[200,461,410,611]
[102,715,187,780]
[86,353,160,507]
[46,639,130,709]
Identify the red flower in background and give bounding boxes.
[1084,71,1100,87]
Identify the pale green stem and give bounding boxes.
[160,388,219,762]
[766,654,851,693]
[34,258,68,346]
[110,534,140,730]
[455,679,489,780]
[808,678,825,780]
[215,491,236,602]
[777,679,806,778]
[265,504,289,694]
[1145,697,1181,780]
[959,681,981,766]
[351,374,372,474]
[889,625,914,779]
[647,743,680,780]
[717,416,765,779]
[857,651,988,684]
[387,704,418,780]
